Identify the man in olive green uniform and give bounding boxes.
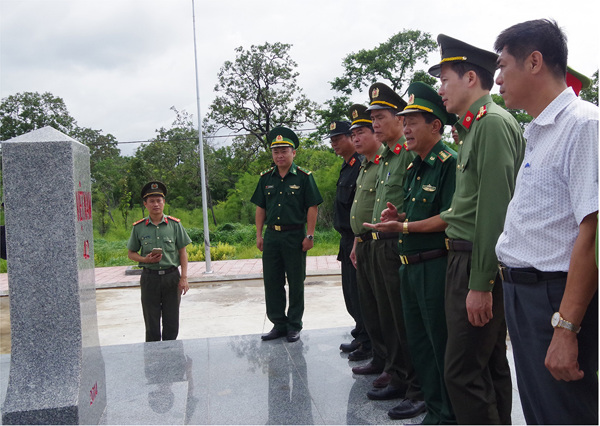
[127,181,192,342]
[354,83,423,415]
[251,126,323,343]
[366,82,457,423]
[428,35,526,424]
[326,120,369,358]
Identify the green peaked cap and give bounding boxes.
[397,81,457,126]
[268,126,299,149]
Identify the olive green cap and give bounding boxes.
[397,81,457,126]
[141,181,167,199]
[348,104,372,130]
[366,82,407,113]
[268,126,299,149]
[428,34,498,77]
[566,66,592,96]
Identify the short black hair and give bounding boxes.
[448,62,495,91]
[494,19,567,81]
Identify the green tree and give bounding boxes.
[0,91,77,140]
[580,70,599,105]
[205,42,318,159]
[491,94,533,130]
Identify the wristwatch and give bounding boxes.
[306,235,314,241]
[551,312,581,333]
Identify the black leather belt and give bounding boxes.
[355,231,399,243]
[267,224,303,231]
[498,264,567,284]
[143,266,178,276]
[445,238,473,252]
[400,249,448,265]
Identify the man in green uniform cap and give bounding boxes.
[354,82,423,415]
[325,119,369,358]
[428,34,526,424]
[366,81,457,423]
[251,126,323,343]
[127,181,192,342]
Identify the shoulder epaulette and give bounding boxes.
[167,215,181,223]
[260,166,275,177]
[297,166,312,175]
[437,150,453,163]
[132,218,145,226]
[475,105,487,121]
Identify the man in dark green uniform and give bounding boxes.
[366,82,457,423]
[127,181,192,342]
[428,35,525,424]
[251,126,323,343]
[326,120,369,358]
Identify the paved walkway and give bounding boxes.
[0,255,341,296]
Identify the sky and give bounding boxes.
[1,0,599,156]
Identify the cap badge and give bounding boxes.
[276,135,283,141]
[408,94,415,105]
[352,109,358,119]
[372,87,380,98]
[151,183,158,189]
[330,122,337,130]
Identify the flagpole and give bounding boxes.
[191,0,212,273]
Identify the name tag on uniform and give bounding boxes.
[265,185,274,189]
[422,184,436,192]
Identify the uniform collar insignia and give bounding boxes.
[349,157,356,167]
[374,155,381,164]
[462,110,474,129]
[393,143,403,154]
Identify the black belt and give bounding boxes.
[445,238,473,252]
[143,266,178,276]
[355,231,399,243]
[400,249,448,265]
[267,224,303,232]
[498,264,567,284]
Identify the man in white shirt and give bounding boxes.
[494,19,598,425]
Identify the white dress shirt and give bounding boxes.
[496,87,598,271]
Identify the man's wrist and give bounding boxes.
[305,234,314,241]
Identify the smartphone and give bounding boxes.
[151,248,163,255]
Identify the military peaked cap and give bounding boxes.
[397,81,457,126]
[366,82,407,113]
[268,126,299,149]
[428,34,498,77]
[348,104,372,130]
[324,120,352,139]
[141,181,167,199]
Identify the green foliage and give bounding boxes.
[312,95,352,139]
[187,242,236,261]
[580,70,599,106]
[491,94,532,130]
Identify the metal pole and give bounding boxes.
[191,0,212,273]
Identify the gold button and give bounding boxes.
[377,198,380,202]
[459,141,463,145]
[423,198,427,202]
[359,185,362,188]
[354,200,358,203]
[417,177,421,180]
[399,239,402,244]
[278,204,281,206]
[277,217,280,220]
[380,180,384,184]
[280,191,283,194]
[385,162,389,165]
[489,280,494,284]
[352,216,355,219]
[412,198,416,202]
[370,189,373,192]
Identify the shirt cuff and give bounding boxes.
[468,269,497,292]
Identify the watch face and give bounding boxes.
[551,312,560,327]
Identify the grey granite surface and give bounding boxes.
[1,127,106,424]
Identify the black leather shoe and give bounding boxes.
[286,330,300,342]
[340,340,360,353]
[352,363,383,375]
[367,384,406,401]
[388,399,426,420]
[372,371,392,388]
[261,328,286,341]
[348,346,372,361]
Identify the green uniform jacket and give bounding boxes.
[127,215,192,270]
[250,162,323,225]
[372,137,415,224]
[350,145,385,235]
[400,141,456,255]
[441,94,525,291]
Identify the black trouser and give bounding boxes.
[141,268,181,342]
[444,250,512,424]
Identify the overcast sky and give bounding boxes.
[1,0,598,156]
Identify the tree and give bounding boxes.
[491,94,532,130]
[580,70,599,106]
[0,92,77,140]
[205,42,318,159]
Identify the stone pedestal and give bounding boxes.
[1,126,106,424]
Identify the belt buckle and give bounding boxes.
[158,270,166,276]
[445,238,450,251]
[372,232,378,241]
[498,265,506,281]
[400,255,408,265]
[274,225,281,231]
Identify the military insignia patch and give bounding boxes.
[374,155,381,164]
[394,143,402,154]
[372,87,380,98]
[349,157,356,167]
[265,185,274,189]
[330,122,336,130]
[289,185,300,190]
[352,109,358,119]
[422,184,436,192]
[407,163,414,170]
[408,94,415,105]
[438,150,452,162]
[462,111,474,129]
[476,105,487,121]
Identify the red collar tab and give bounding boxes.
[476,105,487,121]
[374,155,381,164]
[145,218,150,226]
[349,157,356,167]
[462,110,475,129]
[393,143,403,154]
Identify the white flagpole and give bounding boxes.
[191,0,212,273]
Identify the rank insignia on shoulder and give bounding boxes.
[349,157,356,167]
[167,215,181,222]
[132,218,145,226]
[374,155,381,164]
[476,105,487,121]
[260,166,275,176]
[289,185,300,190]
[393,143,402,154]
[297,166,312,175]
[422,184,436,192]
[438,150,452,162]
